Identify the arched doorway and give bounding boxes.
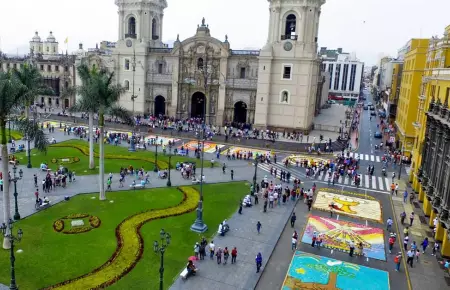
[64,98,69,109]
[191,92,206,118]
[154,95,165,116]
[233,101,247,123]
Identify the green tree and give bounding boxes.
[72,64,133,200]
[0,71,25,248]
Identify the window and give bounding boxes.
[47,65,51,72]
[65,66,68,72]
[128,17,136,36]
[341,64,349,91]
[40,65,44,71]
[328,64,333,89]
[445,87,450,105]
[197,58,204,70]
[13,64,17,70]
[282,65,292,80]
[152,18,159,40]
[46,47,49,52]
[349,64,357,91]
[240,67,246,79]
[284,14,296,38]
[158,63,163,74]
[334,64,341,90]
[65,81,69,89]
[124,80,130,91]
[280,90,290,104]
[55,66,59,72]
[125,59,130,70]
[53,47,56,53]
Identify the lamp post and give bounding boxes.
[1,219,23,290]
[153,136,159,172]
[253,154,259,196]
[166,144,173,187]
[11,165,23,220]
[129,49,138,151]
[153,229,171,290]
[190,128,208,233]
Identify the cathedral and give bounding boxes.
[78,0,326,131]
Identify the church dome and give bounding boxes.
[46,31,56,43]
[32,31,41,42]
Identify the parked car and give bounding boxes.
[327,100,336,104]
[370,106,375,111]
[370,111,376,116]
[368,102,373,106]
[374,131,382,138]
[363,105,369,110]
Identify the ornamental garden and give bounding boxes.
[0,182,248,289]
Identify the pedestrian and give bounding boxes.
[223,247,230,264]
[209,240,215,260]
[316,234,323,249]
[386,217,393,231]
[394,253,402,271]
[421,237,429,253]
[395,183,399,196]
[107,178,112,191]
[307,198,313,211]
[254,191,259,205]
[403,236,409,251]
[255,252,263,273]
[415,249,421,262]
[238,201,243,214]
[349,241,355,257]
[290,213,297,228]
[388,234,395,253]
[263,199,268,212]
[222,163,226,174]
[194,242,200,260]
[432,242,440,256]
[199,238,207,260]
[231,247,237,264]
[404,226,409,237]
[34,174,38,187]
[216,247,223,264]
[311,232,317,247]
[403,190,408,203]
[406,249,414,267]
[256,221,262,234]
[409,212,415,226]
[230,169,234,180]
[292,236,297,250]
[400,211,406,225]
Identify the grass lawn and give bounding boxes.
[1,129,23,140]
[0,182,248,289]
[14,139,205,175]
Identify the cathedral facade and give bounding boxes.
[79,0,326,131]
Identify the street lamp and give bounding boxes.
[166,143,173,187]
[153,136,159,173]
[1,219,23,290]
[8,118,12,143]
[153,229,171,290]
[11,165,23,220]
[190,128,208,233]
[253,154,259,196]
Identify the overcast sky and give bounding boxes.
[0,0,449,66]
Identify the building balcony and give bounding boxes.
[125,33,137,39]
[281,35,298,41]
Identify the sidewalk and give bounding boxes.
[392,179,449,289]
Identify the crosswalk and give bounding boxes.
[341,152,382,163]
[258,163,392,192]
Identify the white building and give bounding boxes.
[322,53,363,98]
[76,0,326,132]
[379,58,394,91]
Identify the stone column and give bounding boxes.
[299,6,307,42]
[441,229,450,257]
[436,221,445,241]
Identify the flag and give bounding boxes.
[64,37,68,44]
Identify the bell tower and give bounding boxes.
[115,0,167,45]
[254,0,326,131]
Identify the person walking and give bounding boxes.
[290,213,297,228]
[223,247,230,265]
[388,234,395,253]
[194,242,200,260]
[394,253,402,272]
[403,236,409,251]
[406,249,414,267]
[348,241,355,257]
[231,247,237,264]
[409,212,415,226]
[199,238,207,260]
[421,237,429,253]
[256,221,262,234]
[292,235,297,251]
[209,240,215,260]
[255,252,263,273]
[222,163,226,174]
[403,190,408,203]
[386,217,393,231]
[230,169,234,180]
[216,247,223,264]
[400,211,406,225]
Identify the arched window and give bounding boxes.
[152,18,159,40]
[128,17,136,37]
[124,80,130,91]
[197,58,204,70]
[65,81,69,89]
[285,14,297,37]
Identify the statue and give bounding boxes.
[282,91,289,103]
[128,135,136,152]
[202,17,205,26]
[176,34,180,41]
[225,35,228,42]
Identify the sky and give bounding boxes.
[0,0,449,66]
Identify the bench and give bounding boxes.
[36,202,51,210]
[130,184,146,189]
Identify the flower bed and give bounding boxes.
[50,143,169,169]
[44,186,200,290]
[89,216,101,228]
[53,220,64,232]
[52,214,102,235]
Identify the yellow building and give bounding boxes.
[388,61,403,122]
[395,38,430,155]
[410,25,450,256]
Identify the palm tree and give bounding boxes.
[74,64,133,200]
[0,71,25,248]
[14,63,53,167]
[65,65,96,170]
